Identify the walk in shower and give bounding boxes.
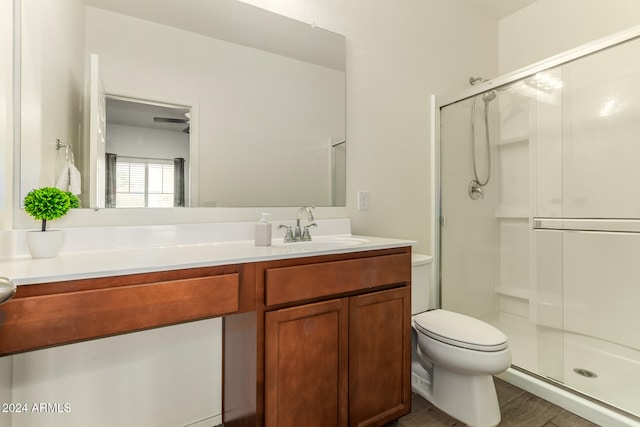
[438,27,640,424]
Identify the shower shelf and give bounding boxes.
[494,286,529,301]
[495,211,528,219]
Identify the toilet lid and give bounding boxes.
[413,309,508,352]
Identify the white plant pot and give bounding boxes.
[26,230,65,259]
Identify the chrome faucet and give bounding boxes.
[278,224,295,242]
[294,206,317,241]
[278,207,317,243]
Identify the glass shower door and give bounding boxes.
[440,34,640,418]
[440,96,498,321]
[440,75,544,375]
[534,36,640,414]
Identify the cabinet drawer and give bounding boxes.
[0,273,239,356]
[265,253,410,306]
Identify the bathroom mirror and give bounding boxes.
[19,0,346,209]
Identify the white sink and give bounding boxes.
[271,237,369,252]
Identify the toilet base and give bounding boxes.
[411,368,432,401]
[413,365,501,427]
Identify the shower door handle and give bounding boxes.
[533,218,640,233]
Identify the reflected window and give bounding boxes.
[115,158,174,208]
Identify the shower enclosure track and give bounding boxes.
[437,25,640,109]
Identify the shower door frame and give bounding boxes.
[432,24,640,426]
[437,25,640,110]
[434,23,640,306]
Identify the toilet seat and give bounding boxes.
[413,309,507,352]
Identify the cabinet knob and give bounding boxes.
[0,277,16,305]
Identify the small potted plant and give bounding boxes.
[23,187,79,258]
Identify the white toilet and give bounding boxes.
[411,254,511,427]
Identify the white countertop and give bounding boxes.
[0,220,414,285]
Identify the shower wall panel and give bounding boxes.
[538,38,640,219]
[563,232,640,350]
[534,230,564,382]
[494,85,532,321]
[497,219,529,318]
[496,141,528,216]
[440,99,497,319]
[534,68,563,218]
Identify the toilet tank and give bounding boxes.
[412,254,433,315]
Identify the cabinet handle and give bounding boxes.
[0,277,16,305]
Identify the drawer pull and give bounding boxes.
[0,277,16,305]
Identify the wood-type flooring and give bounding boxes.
[394,377,599,427]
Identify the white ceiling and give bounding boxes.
[106,98,190,133]
[465,0,537,18]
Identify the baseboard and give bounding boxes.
[184,414,222,427]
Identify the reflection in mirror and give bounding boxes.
[331,140,346,206]
[105,97,191,208]
[19,0,346,209]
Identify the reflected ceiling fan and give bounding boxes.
[153,113,190,133]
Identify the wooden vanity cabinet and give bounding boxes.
[264,286,410,427]
[246,248,412,427]
[0,264,254,356]
[265,298,349,427]
[0,244,412,427]
[348,287,411,426]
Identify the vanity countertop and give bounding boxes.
[0,233,414,286]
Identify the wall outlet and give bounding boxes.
[357,191,369,211]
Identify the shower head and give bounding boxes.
[482,91,496,103]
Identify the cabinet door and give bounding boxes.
[348,287,411,427]
[265,298,349,427]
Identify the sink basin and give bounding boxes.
[271,237,369,252]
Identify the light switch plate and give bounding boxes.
[358,191,369,211]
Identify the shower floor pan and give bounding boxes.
[484,312,640,418]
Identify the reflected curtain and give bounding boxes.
[174,157,185,207]
[105,153,117,208]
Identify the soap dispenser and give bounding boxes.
[254,213,272,246]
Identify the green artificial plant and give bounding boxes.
[23,187,78,232]
[66,191,81,209]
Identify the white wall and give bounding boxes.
[9,319,222,427]
[8,0,499,247]
[0,0,13,232]
[0,356,10,427]
[238,0,499,254]
[19,0,85,200]
[0,1,13,423]
[107,125,190,162]
[14,0,640,246]
[499,0,640,74]
[2,2,499,425]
